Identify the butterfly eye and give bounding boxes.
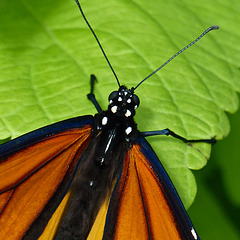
[132,94,140,109]
[108,91,118,103]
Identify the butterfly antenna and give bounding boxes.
[74,0,121,87]
[134,25,219,90]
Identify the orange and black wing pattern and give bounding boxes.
[102,137,199,240]
[0,116,199,240]
[0,116,93,240]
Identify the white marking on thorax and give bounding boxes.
[125,109,131,117]
[191,228,198,239]
[111,106,118,113]
[102,116,108,125]
[125,126,132,135]
[105,133,115,153]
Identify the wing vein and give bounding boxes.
[134,158,152,240]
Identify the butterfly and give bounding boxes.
[0,0,218,239]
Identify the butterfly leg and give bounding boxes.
[141,129,216,144]
[87,74,103,113]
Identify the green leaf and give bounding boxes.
[189,167,240,240]
[190,107,240,240]
[0,0,239,210]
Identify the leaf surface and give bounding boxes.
[0,0,239,208]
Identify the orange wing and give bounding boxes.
[0,116,93,240]
[0,117,199,240]
[103,138,199,240]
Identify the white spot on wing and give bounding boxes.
[102,116,108,125]
[127,98,131,103]
[191,228,198,239]
[118,97,122,101]
[109,99,113,104]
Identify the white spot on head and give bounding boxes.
[125,126,132,135]
[118,96,122,102]
[102,116,108,125]
[191,228,198,239]
[124,91,127,95]
[111,106,118,113]
[125,109,131,117]
[127,98,131,103]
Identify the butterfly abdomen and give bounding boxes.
[55,115,130,239]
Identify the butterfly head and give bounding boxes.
[108,86,140,119]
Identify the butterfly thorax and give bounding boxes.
[92,85,140,166]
